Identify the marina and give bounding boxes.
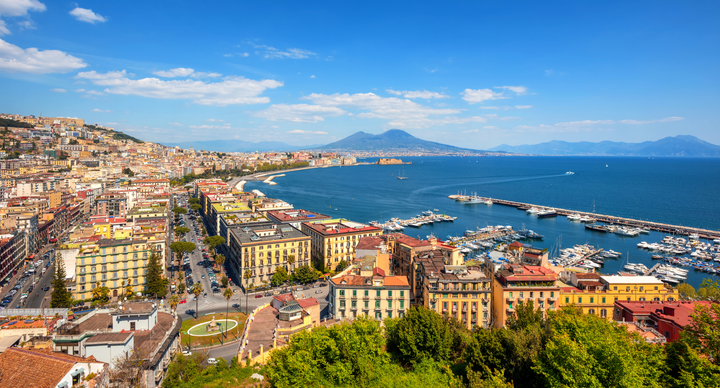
[448,195,720,240]
[369,210,457,231]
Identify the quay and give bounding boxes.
[449,196,720,239]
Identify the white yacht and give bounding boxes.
[567,213,583,222]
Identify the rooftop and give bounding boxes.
[267,209,331,223]
[230,224,308,244]
[302,219,381,236]
[0,348,101,388]
[600,275,664,285]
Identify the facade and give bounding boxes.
[491,264,560,328]
[266,209,332,230]
[95,192,127,218]
[329,269,411,320]
[301,219,382,271]
[73,238,154,300]
[422,263,492,330]
[613,300,708,342]
[559,274,678,320]
[226,224,311,289]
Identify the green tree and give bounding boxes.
[50,253,74,308]
[244,269,252,313]
[190,204,202,211]
[191,282,203,319]
[91,282,110,305]
[287,254,296,269]
[223,287,234,338]
[696,278,720,301]
[169,295,179,313]
[677,283,695,300]
[172,206,187,216]
[221,275,229,288]
[203,235,226,255]
[178,283,186,295]
[170,241,196,263]
[144,248,168,298]
[335,260,349,272]
[122,167,135,177]
[215,253,226,268]
[683,302,720,363]
[386,306,458,366]
[294,264,316,284]
[174,226,190,238]
[271,267,289,286]
[664,336,720,387]
[188,197,200,204]
[162,353,205,387]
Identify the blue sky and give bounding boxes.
[0,1,718,148]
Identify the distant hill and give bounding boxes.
[0,118,34,129]
[319,129,485,153]
[489,135,720,156]
[162,139,318,152]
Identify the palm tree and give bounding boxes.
[215,254,226,273]
[287,254,296,271]
[223,288,234,339]
[169,295,179,314]
[244,270,252,314]
[191,282,203,319]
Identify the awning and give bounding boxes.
[0,336,21,353]
[71,367,85,377]
[57,382,69,388]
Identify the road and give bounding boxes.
[2,242,58,310]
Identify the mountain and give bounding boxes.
[162,140,320,152]
[319,129,485,153]
[489,135,720,156]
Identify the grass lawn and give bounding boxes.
[181,312,247,349]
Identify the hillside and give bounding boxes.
[319,129,485,153]
[162,139,317,152]
[0,118,34,129]
[489,135,720,156]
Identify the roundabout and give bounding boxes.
[188,318,239,337]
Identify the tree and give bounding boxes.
[287,254,296,269]
[91,282,110,305]
[178,283,186,295]
[696,279,720,301]
[271,267,288,286]
[123,280,135,299]
[677,283,696,300]
[223,288,234,339]
[144,248,168,298]
[294,264,316,284]
[163,353,205,387]
[190,204,202,212]
[122,167,135,177]
[174,226,190,238]
[221,276,229,288]
[170,241,196,263]
[244,269,252,313]
[191,282,203,319]
[188,198,200,204]
[184,185,192,191]
[110,349,146,387]
[169,295,180,313]
[664,336,720,387]
[50,253,73,308]
[215,253,225,268]
[335,260,349,272]
[683,302,720,363]
[386,306,459,366]
[204,236,226,255]
[172,206,187,216]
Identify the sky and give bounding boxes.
[0,1,718,149]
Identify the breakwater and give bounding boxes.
[449,196,720,239]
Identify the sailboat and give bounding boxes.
[397,167,408,180]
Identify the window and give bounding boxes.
[352,290,357,297]
[387,311,392,318]
[400,290,404,297]
[388,290,393,297]
[388,301,392,309]
[540,292,544,298]
[351,301,356,308]
[578,297,582,304]
[509,291,513,297]
[602,297,606,303]
[640,286,644,291]
[600,309,607,318]
[364,301,369,309]
[530,292,534,298]
[376,290,381,297]
[375,300,380,309]
[550,292,554,297]
[364,290,369,297]
[590,297,594,303]
[130,322,136,330]
[339,290,345,296]
[340,300,345,308]
[565,297,570,303]
[400,300,404,309]
[519,292,524,298]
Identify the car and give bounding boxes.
[313,284,320,288]
[315,290,323,294]
[207,358,217,365]
[201,275,205,279]
[43,287,50,291]
[255,294,263,298]
[179,299,187,304]
[193,296,197,300]
[182,350,192,356]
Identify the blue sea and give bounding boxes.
[244,156,720,289]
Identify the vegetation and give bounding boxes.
[170,241,196,262]
[175,226,191,238]
[123,167,135,177]
[0,118,33,128]
[292,264,319,284]
[190,203,202,211]
[191,282,203,318]
[203,235,226,254]
[144,249,169,298]
[90,282,110,305]
[271,267,289,286]
[50,253,74,308]
[163,354,258,388]
[112,130,144,143]
[169,161,310,186]
[172,206,188,216]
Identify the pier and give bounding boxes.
[449,196,720,239]
[644,263,661,276]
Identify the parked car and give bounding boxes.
[182,351,192,356]
[255,294,263,298]
[207,358,217,365]
[315,290,323,294]
[313,284,320,288]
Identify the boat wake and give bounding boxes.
[410,173,572,196]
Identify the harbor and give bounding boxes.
[369,210,457,231]
[448,195,720,240]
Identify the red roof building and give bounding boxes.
[613,300,711,342]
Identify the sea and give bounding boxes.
[243,156,720,289]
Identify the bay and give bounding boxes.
[244,156,720,289]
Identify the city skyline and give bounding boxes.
[0,1,718,148]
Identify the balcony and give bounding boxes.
[548,297,557,302]
[506,296,515,302]
[507,306,515,313]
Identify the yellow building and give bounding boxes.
[73,238,155,300]
[301,219,383,271]
[559,274,679,320]
[491,264,561,328]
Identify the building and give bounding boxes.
[0,347,107,388]
[226,224,311,290]
[95,192,128,218]
[329,268,410,320]
[491,264,560,328]
[266,209,332,230]
[301,219,382,271]
[559,274,678,320]
[613,300,710,342]
[421,262,492,330]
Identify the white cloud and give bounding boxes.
[189,124,231,129]
[251,43,316,59]
[515,105,533,109]
[153,68,194,77]
[0,0,45,36]
[85,90,104,96]
[462,129,479,133]
[0,39,86,73]
[69,7,107,24]
[224,52,249,58]
[192,71,221,78]
[76,70,283,106]
[287,129,328,135]
[386,89,449,99]
[484,126,498,129]
[50,88,66,93]
[17,19,34,30]
[310,75,316,78]
[461,88,507,104]
[92,108,111,112]
[168,122,183,126]
[253,104,346,123]
[74,88,85,92]
[555,119,615,127]
[303,92,469,128]
[495,85,527,95]
[206,118,224,122]
[619,117,684,124]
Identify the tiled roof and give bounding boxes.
[355,236,384,250]
[113,302,156,316]
[85,332,133,344]
[296,298,319,309]
[273,294,295,303]
[0,348,100,388]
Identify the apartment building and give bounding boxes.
[329,269,411,320]
[73,238,155,300]
[266,209,332,230]
[226,224,311,290]
[301,219,382,271]
[560,274,679,319]
[491,264,561,328]
[95,192,127,218]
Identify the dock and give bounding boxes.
[644,263,661,276]
[449,196,720,239]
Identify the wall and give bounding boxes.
[83,336,134,366]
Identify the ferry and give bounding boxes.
[537,209,558,218]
